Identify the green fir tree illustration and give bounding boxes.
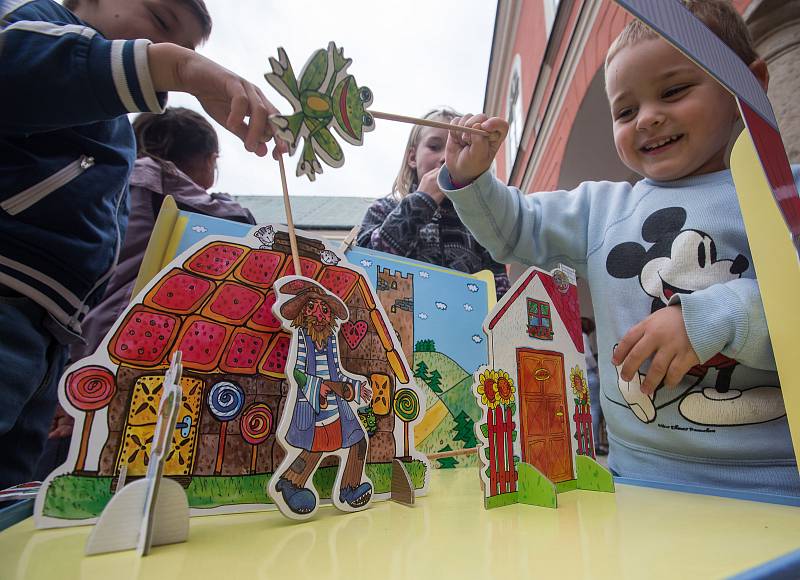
[414,360,430,382]
[436,444,459,469]
[428,369,443,394]
[452,410,478,449]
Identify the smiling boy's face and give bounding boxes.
[605,36,739,182]
[75,0,205,49]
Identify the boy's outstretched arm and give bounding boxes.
[614,278,775,395]
[148,44,284,158]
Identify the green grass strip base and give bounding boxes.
[43,460,428,520]
[485,492,518,509]
[555,479,577,493]
[576,455,615,492]
[517,462,557,509]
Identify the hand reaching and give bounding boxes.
[148,44,288,158]
[445,114,508,186]
[48,404,74,439]
[612,305,701,395]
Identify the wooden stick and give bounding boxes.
[338,224,361,253]
[426,447,478,460]
[370,110,494,138]
[277,154,302,275]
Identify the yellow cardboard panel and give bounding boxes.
[730,131,800,467]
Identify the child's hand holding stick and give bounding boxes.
[444,114,508,187]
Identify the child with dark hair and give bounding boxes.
[70,107,255,363]
[0,0,280,489]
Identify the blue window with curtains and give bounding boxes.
[527,298,553,340]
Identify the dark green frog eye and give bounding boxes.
[362,113,374,128]
[359,87,372,103]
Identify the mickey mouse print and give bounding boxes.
[605,207,786,427]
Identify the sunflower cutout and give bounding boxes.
[478,369,500,409]
[570,366,589,405]
[495,370,515,406]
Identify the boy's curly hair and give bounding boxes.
[62,0,212,42]
[132,107,218,172]
[606,0,758,68]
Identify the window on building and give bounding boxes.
[505,54,524,178]
[527,298,553,340]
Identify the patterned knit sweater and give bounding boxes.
[356,191,510,298]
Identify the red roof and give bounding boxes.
[487,269,583,353]
[107,240,410,381]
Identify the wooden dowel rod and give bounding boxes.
[277,155,302,275]
[370,110,493,138]
[426,447,478,460]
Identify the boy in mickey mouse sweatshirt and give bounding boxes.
[439,2,799,495]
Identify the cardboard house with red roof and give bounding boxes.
[472,265,611,509]
[36,226,428,528]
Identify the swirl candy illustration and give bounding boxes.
[241,403,272,445]
[393,388,419,422]
[207,381,245,474]
[241,403,273,473]
[65,366,116,472]
[207,381,245,421]
[66,365,116,411]
[393,388,419,458]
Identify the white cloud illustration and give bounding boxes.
[463,303,474,312]
[191,225,208,233]
[471,335,483,343]
[418,312,429,320]
[360,259,373,268]
[467,283,479,293]
[435,302,447,310]
[419,271,430,279]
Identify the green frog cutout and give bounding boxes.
[266,42,375,181]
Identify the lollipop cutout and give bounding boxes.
[66,365,116,472]
[393,388,420,459]
[207,381,245,475]
[240,403,273,474]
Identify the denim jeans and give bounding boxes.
[0,295,68,490]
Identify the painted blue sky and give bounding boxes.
[346,248,490,374]
[173,214,490,373]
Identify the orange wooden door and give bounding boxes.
[516,349,573,483]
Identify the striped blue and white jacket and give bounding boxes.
[296,328,361,426]
[0,0,164,337]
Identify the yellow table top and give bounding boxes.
[2,468,799,580]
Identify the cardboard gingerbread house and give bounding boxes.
[36,228,428,527]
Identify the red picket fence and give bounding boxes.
[573,402,594,457]
[487,405,517,495]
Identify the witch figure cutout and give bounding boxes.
[268,277,373,519]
